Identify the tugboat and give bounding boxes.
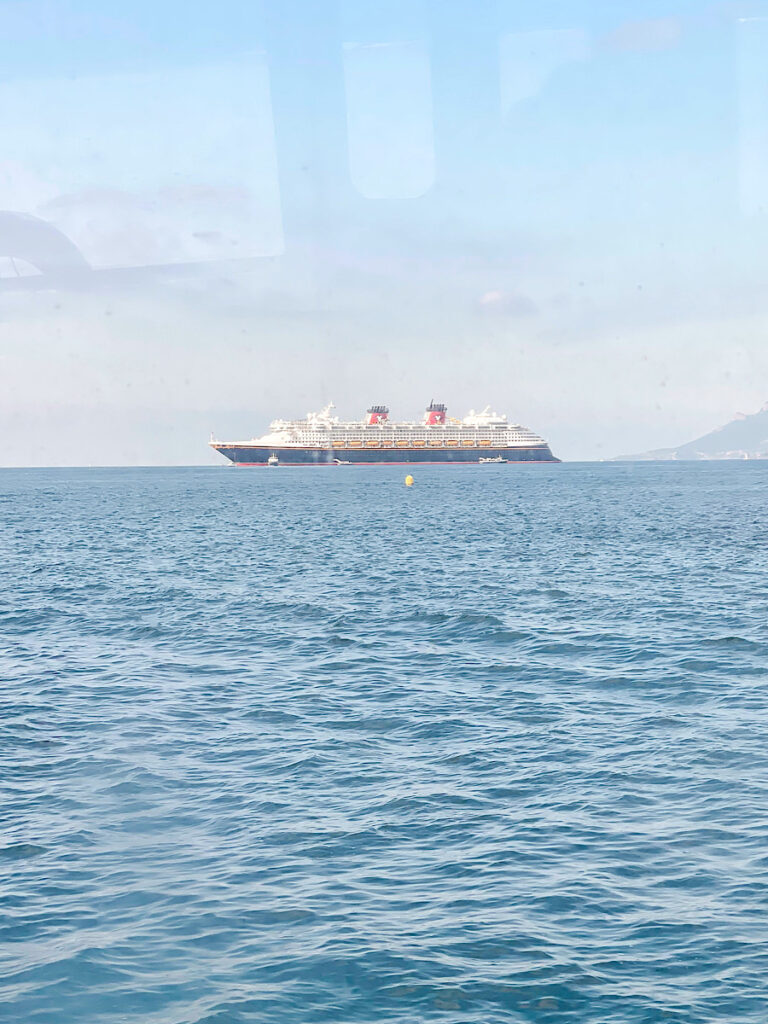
[267,454,279,467]
[479,456,507,464]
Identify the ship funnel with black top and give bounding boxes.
[366,405,389,425]
[424,401,447,426]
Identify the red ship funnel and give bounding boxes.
[366,405,389,425]
[424,401,446,425]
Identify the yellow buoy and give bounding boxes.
[405,474,414,487]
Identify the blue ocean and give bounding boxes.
[2,463,768,1024]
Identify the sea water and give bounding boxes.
[2,463,768,1023]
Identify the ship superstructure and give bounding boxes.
[210,401,559,465]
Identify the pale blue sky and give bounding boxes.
[2,0,768,463]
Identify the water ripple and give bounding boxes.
[2,464,768,1022]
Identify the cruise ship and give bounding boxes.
[209,402,559,465]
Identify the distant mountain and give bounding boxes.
[615,403,768,461]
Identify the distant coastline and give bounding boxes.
[614,403,768,461]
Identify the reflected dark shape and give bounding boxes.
[0,211,90,275]
[0,0,524,303]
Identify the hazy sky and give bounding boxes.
[2,0,768,464]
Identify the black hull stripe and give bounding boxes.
[211,446,560,465]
